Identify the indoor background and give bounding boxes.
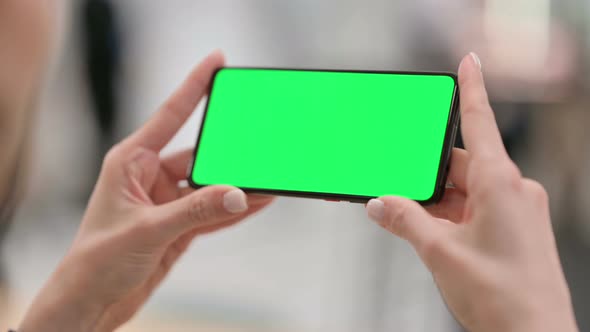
[2,0,590,331]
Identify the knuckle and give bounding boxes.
[160,101,185,127]
[128,211,160,236]
[522,179,549,206]
[193,75,210,95]
[474,159,522,195]
[462,100,493,118]
[187,195,213,224]
[102,143,125,169]
[385,202,410,236]
[419,237,449,268]
[502,161,523,189]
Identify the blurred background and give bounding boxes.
[2,0,590,331]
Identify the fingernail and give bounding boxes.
[223,189,248,213]
[470,52,482,71]
[367,199,385,222]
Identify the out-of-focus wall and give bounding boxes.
[2,1,590,331]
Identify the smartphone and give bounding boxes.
[188,68,460,204]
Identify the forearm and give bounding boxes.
[511,312,579,332]
[18,265,106,332]
[475,300,579,332]
[19,301,102,332]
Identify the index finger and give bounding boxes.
[128,50,225,151]
[457,53,508,160]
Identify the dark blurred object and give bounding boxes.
[0,107,33,285]
[558,226,590,332]
[82,0,121,156]
[0,172,19,283]
[0,153,30,287]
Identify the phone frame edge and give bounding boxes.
[187,67,461,206]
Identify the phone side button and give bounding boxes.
[324,199,341,202]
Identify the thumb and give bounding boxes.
[152,185,249,240]
[367,196,445,251]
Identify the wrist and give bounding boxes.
[509,316,578,332]
[516,310,578,332]
[471,291,578,332]
[18,259,106,332]
[19,293,104,332]
[501,300,578,332]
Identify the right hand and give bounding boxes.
[366,53,578,332]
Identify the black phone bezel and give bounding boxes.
[187,67,460,205]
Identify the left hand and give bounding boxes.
[19,50,274,332]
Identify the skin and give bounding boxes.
[367,54,579,332]
[18,52,579,332]
[0,2,578,332]
[18,51,274,331]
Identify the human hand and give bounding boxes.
[366,54,578,332]
[19,51,274,332]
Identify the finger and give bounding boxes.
[447,148,469,192]
[156,196,274,278]
[367,196,450,251]
[178,186,194,197]
[178,183,275,203]
[425,188,466,223]
[131,194,273,314]
[245,193,276,206]
[151,185,250,240]
[457,53,508,160]
[161,148,194,181]
[128,50,225,151]
[196,196,274,235]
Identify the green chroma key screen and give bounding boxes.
[190,68,458,202]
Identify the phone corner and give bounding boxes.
[210,67,228,86]
[419,187,446,206]
[447,72,459,82]
[186,176,204,190]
